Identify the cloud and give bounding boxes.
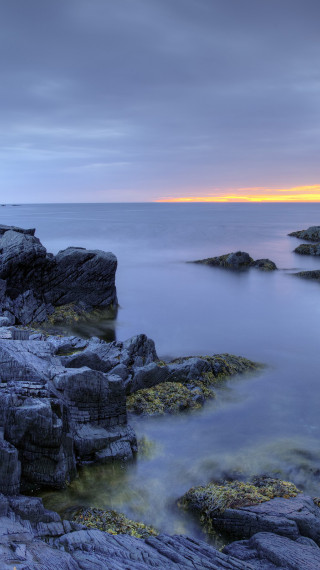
[0,0,320,201]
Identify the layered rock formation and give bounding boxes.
[0,224,117,325]
[193,251,277,271]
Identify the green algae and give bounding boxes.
[179,476,301,533]
[127,381,214,416]
[70,506,158,538]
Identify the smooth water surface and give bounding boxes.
[2,202,320,543]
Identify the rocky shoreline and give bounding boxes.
[1,224,320,568]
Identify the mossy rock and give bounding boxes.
[70,506,158,538]
[179,476,301,533]
[127,381,214,416]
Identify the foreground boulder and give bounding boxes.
[289,225,320,241]
[0,225,117,325]
[179,477,320,544]
[193,251,277,271]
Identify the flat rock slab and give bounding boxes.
[224,531,320,569]
[212,495,320,543]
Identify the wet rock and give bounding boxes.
[127,354,261,415]
[252,258,277,271]
[224,532,320,569]
[193,251,277,271]
[294,243,320,256]
[289,225,320,241]
[293,270,320,282]
[179,477,320,544]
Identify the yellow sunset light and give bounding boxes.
[155,185,320,203]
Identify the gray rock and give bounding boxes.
[0,440,21,495]
[293,270,320,282]
[0,228,118,325]
[44,246,118,309]
[63,334,158,373]
[193,251,277,271]
[224,531,320,569]
[289,225,320,241]
[294,243,320,256]
[0,224,35,236]
[211,494,320,543]
[0,317,9,327]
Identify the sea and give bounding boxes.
[2,202,320,543]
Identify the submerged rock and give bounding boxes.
[293,270,320,282]
[294,243,320,256]
[289,225,320,241]
[0,225,118,325]
[193,251,277,271]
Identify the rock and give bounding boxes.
[179,477,320,544]
[224,532,320,569]
[70,506,158,538]
[293,270,320,282]
[63,334,158,374]
[0,227,118,325]
[294,243,320,256]
[0,440,21,495]
[252,258,277,271]
[193,251,277,271]
[127,354,260,415]
[289,225,320,241]
[194,251,254,269]
[0,224,35,236]
[0,317,9,327]
[43,247,118,309]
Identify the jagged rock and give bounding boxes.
[0,339,63,383]
[294,243,320,256]
[0,226,118,325]
[289,225,320,241]
[4,397,77,489]
[0,317,9,327]
[193,251,277,271]
[43,246,118,309]
[0,224,35,236]
[224,532,320,569]
[63,334,158,374]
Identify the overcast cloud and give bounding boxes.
[1,0,320,202]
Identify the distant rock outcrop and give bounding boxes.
[193,251,277,271]
[0,225,118,325]
[294,243,320,256]
[289,225,320,241]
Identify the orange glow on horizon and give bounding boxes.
[155,185,320,203]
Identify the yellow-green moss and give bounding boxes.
[179,477,301,533]
[127,381,214,416]
[70,507,158,538]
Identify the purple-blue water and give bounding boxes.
[2,202,320,542]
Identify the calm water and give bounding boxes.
[2,203,320,543]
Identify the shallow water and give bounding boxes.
[2,202,320,544]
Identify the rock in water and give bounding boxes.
[294,243,320,256]
[289,225,320,241]
[193,251,277,271]
[0,225,118,325]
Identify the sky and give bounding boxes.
[1,0,320,203]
